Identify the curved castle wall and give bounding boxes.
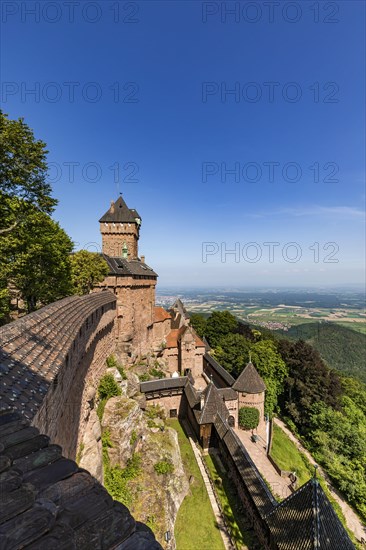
[0,291,117,459]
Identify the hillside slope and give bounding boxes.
[281,322,366,382]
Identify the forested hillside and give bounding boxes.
[190,311,366,524]
[282,322,366,383]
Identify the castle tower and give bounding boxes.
[99,197,141,258]
[232,361,266,434]
[97,197,158,363]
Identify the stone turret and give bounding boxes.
[232,361,266,432]
[97,197,157,363]
[99,196,141,259]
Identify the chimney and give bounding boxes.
[141,255,145,263]
[110,200,115,214]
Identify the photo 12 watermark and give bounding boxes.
[1,1,140,24]
[201,81,339,104]
[201,161,340,184]
[202,241,340,263]
[201,2,340,24]
[1,81,139,104]
[47,161,139,184]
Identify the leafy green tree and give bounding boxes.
[239,407,260,431]
[0,207,73,312]
[189,313,207,339]
[0,111,56,233]
[70,250,109,295]
[205,310,238,347]
[0,286,10,325]
[213,333,250,375]
[278,339,342,426]
[250,340,288,417]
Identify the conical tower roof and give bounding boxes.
[99,197,140,223]
[232,362,266,393]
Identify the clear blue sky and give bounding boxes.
[1,1,365,287]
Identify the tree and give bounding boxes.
[1,207,73,312]
[239,407,260,431]
[278,339,342,426]
[70,250,109,295]
[205,310,238,347]
[189,313,207,339]
[0,111,57,233]
[213,333,250,375]
[250,339,288,417]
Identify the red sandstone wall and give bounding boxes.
[31,298,117,459]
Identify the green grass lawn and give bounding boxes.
[167,419,225,550]
[270,424,312,487]
[204,453,257,550]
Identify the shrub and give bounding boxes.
[106,355,117,369]
[154,460,174,475]
[98,373,121,400]
[146,404,165,420]
[138,373,151,382]
[117,365,127,380]
[239,407,260,430]
[130,430,138,446]
[149,367,166,379]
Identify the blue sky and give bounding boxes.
[1,0,365,287]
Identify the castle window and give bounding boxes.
[170,409,177,418]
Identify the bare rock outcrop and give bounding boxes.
[78,409,103,482]
[102,396,144,468]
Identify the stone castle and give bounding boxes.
[0,196,356,549]
[96,196,267,440]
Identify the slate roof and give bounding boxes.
[103,256,158,278]
[140,377,188,393]
[0,410,161,549]
[265,478,355,550]
[99,197,141,223]
[196,383,229,425]
[221,426,276,518]
[153,307,171,323]
[232,362,266,394]
[203,353,235,386]
[184,381,200,408]
[0,292,116,420]
[217,387,238,401]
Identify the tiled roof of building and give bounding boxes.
[217,387,237,401]
[153,307,171,323]
[99,197,141,223]
[221,427,276,518]
[265,478,355,549]
[0,410,161,549]
[0,292,116,420]
[196,383,229,425]
[139,377,188,393]
[232,362,266,394]
[103,256,158,278]
[165,327,205,349]
[184,381,200,408]
[203,353,235,386]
